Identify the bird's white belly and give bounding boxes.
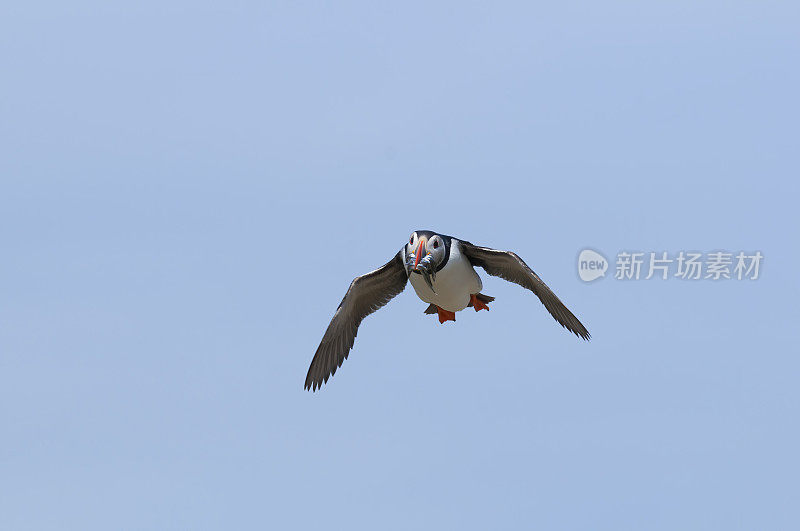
[408,243,482,312]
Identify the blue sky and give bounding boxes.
[1,1,798,529]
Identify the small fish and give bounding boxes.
[417,255,437,293]
[421,267,436,293]
[420,254,436,282]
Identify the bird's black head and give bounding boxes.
[403,230,452,277]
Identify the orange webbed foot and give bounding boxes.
[470,293,491,312]
[436,307,456,324]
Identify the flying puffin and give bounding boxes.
[304,230,590,391]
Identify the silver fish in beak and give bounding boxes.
[405,251,417,271]
[417,253,437,293]
[407,237,438,293]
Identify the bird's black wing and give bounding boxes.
[460,241,590,339]
[305,251,408,391]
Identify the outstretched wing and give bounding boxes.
[305,252,408,391]
[460,241,590,340]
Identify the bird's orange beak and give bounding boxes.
[414,238,426,270]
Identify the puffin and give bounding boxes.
[304,230,590,391]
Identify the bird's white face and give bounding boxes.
[407,231,420,258]
[405,231,446,284]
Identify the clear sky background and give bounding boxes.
[1,1,799,529]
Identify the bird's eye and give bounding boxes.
[433,240,439,249]
[409,235,414,245]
